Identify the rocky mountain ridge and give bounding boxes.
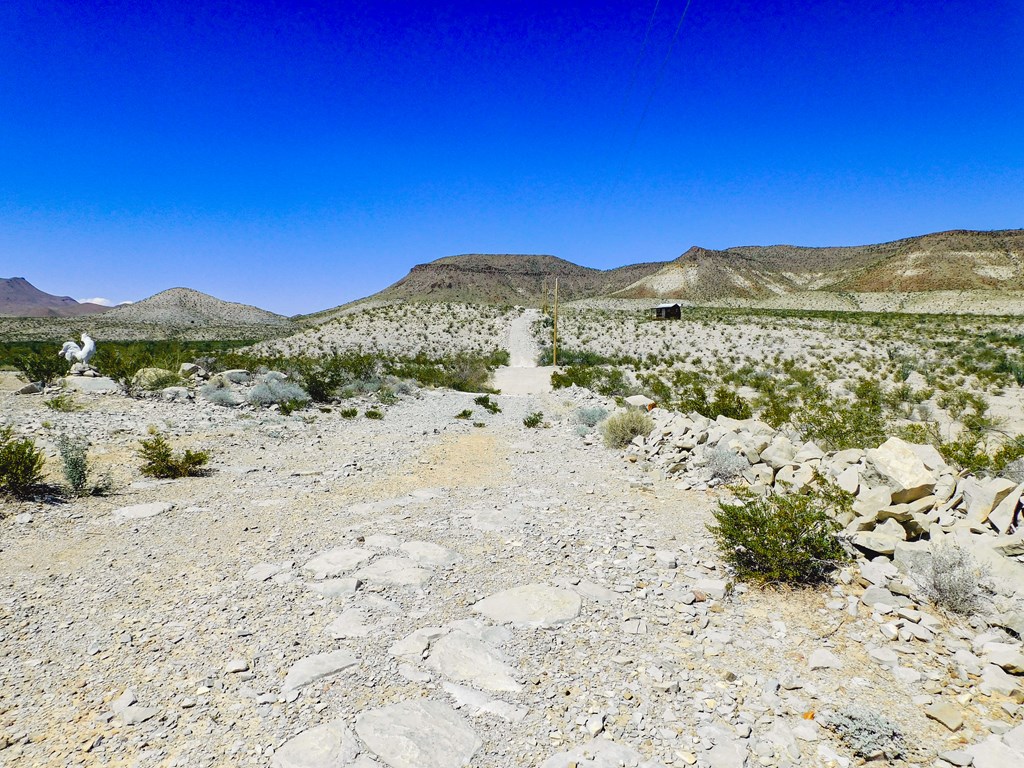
[0,277,110,318]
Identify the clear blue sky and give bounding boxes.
[2,1,1022,315]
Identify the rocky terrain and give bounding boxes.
[3,343,1024,766]
[0,278,109,318]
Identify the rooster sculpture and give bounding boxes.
[59,332,97,365]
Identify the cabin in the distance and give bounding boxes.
[651,303,681,320]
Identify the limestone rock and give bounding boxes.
[114,502,174,521]
[303,547,372,580]
[355,699,481,768]
[473,584,581,627]
[283,650,359,693]
[924,701,963,732]
[271,721,359,768]
[964,477,1019,523]
[399,541,460,567]
[426,631,522,692]
[866,437,936,503]
[353,556,432,587]
[761,436,797,470]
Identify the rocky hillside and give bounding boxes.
[0,277,110,317]
[98,288,291,328]
[615,229,1024,300]
[369,254,666,306]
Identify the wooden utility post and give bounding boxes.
[552,278,558,367]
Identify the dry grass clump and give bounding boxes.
[600,410,653,448]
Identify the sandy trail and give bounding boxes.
[494,309,554,395]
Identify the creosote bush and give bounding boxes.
[44,392,80,412]
[708,480,852,585]
[15,349,67,387]
[137,433,210,479]
[474,394,500,414]
[600,409,653,448]
[523,412,544,428]
[0,426,46,499]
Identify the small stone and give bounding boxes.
[808,648,843,670]
[226,659,249,674]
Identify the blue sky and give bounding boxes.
[2,1,1022,315]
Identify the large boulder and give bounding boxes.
[761,436,797,470]
[865,437,937,503]
[962,477,1019,524]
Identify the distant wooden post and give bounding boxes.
[553,278,558,367]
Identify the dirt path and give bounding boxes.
[494,309,555,395]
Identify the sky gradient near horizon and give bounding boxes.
[2,0,1023,315]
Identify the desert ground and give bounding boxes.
[2,304,1024,768]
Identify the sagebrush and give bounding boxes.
[600,409,653,448]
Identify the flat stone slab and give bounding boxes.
[303,547,372,579]
[283,649,359,693]
[539,737,652,768]
[271,720,359,768]
[427,631,522,692]
[355,699,481,768]
[113,502,174,521]
[442,682,528,723]
[473,584,581,628]
[400,541,460,567]
[305,578,360,598]
[245,562,291,582]
[64,375,119,393]
[327,609,372,639]
[353,557,431,587]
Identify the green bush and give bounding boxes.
[44,392,80,412]
[137,433,209,479]
[523,412,544,428]
[248,374,310,408]
[455,409,473,419]
[707,386,752,420]
[55,433,111,496]
[15,350,67,386]
[708,482,852,585]
[0,426,46,498]
[474,394,500,413]
[340,407,358,419]
[365,409,384,420]
[600,409,653,448]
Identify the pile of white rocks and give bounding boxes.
[621,404,1024,631]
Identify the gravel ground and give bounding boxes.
[0,382,1016,767]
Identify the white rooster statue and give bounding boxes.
[59,332,97,366]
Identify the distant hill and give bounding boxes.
[615,229,1024,300]
[369,254,667,306]
[0,277,110,317]
[99,287,293,328]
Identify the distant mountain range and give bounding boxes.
[0,277,111,317]
[6,229,1024,331]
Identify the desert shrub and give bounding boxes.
[137,433,209,478]
[0,426,46,498]
[474,394,500,414]
[94,346,155,395]
[340,407,358,419]
[455,409,473,419]
[574,406,608,428]
[600,409,653,448]
[708,482,852,585]
[387,351,504,393]
[376,386,397,405]
[365,409,384,420]
[199,380,241,407]
[706,447,748,481]
[928,543,987,615]
[248,375,310,408]
[44,392,79,411]
[473,421,486,428]
[55,433,112,496]
[523,412,544,428]
[141,371,184,391]
[16,350,67,386]
[707,386,752,420]
[821,706,905,761]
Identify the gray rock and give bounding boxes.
[399,541,460,567]
[967,735,1024,767]
[113,502,174,521]
[283,649,359,693]
[441,682,528,723]
[271,721,359,768]
[303,547,372,579]
[473,584,582,628]
[355,699,481,768]
[64,376,119,393]
[246,562,291,582]
[390,628,447,662]
[761,436,797,470]
[808,648,842,670]
[427,631,522,692]
[16,381,42,395]
[305,578,360,598]
[539,737,656,768]
[120,705,159,725]
[327,609,372,639]
[353,556,432,587]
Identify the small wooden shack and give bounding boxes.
[652,303,681,320]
